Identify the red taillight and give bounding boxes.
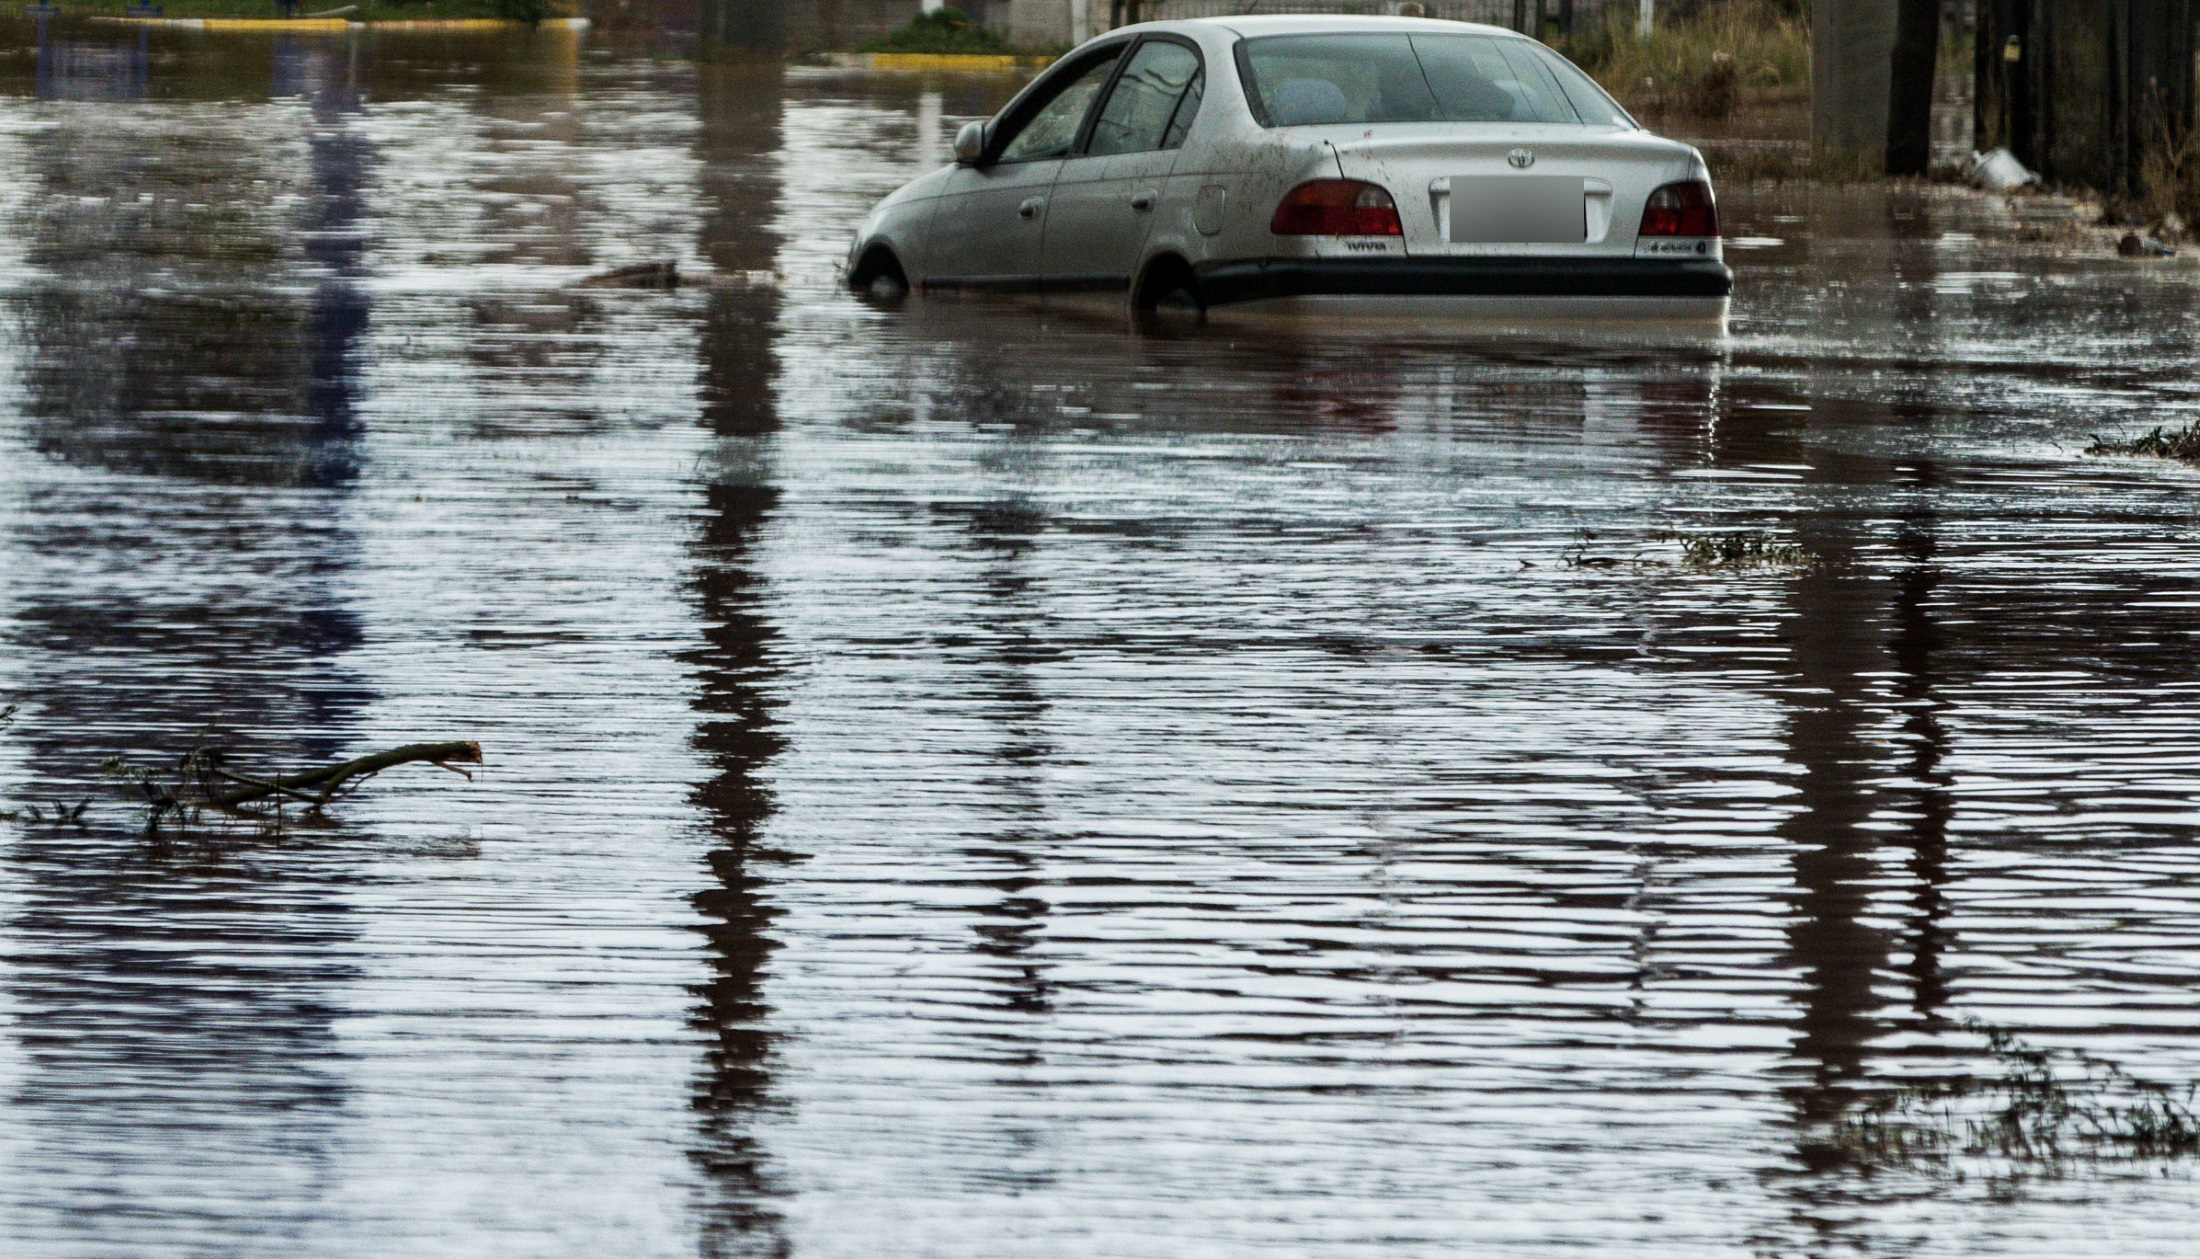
[1270,179,1402,237]
[1639,180,1719,237]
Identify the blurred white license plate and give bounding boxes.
[1450,177,1587,244]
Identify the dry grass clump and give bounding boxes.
[2137,114,2200,233]
[2086,421,2200,463]
[1559,0,1809,120]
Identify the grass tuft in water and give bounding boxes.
[1667,530,1816,570]
[2086,421,2200,463]
[1826,1019,2200,1176]
[0,703,87,827]
[1560,529,1817,572]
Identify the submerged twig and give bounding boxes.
[1824,1018,2200,1179]
[579,260,679,289]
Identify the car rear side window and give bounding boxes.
[1530,45,1632,127]
[1089,41,1204,156]
[999,50,1124,163]
[1240,33,1628,128]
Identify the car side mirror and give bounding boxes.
[953,120,987,166]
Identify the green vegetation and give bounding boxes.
[1824,1020,2200,1175]
[1558,0,1809,120]
[862,7,1013,55]
[2087,421,2200,463]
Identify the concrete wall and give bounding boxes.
[783,0,926,51]
[692,0,939,52]
[1009,0,1077,49]
[1812,0,1899,159]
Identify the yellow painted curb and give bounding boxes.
[202,17,349,30]
[867,52,1051,73]
[369,16,586,29]
[87,15,588,32]
[92,15,347,29]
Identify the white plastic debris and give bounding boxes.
[1970,148,2039,192]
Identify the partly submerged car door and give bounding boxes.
[925,47,1124,292]
[1040,37,1205,295]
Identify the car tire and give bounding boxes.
[848,246,908,302]
[1132,255,1204,326]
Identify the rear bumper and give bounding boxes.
[1194,256,1735,305]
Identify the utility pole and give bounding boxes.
[1811,0,1899,166]
[1883,0,1940,174]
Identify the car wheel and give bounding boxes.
[1133,256,1203,327]
[849,246,908,302]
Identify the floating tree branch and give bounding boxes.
[102,739,482,832]
[202,741,481,811]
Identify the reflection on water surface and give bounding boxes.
[1,23,2199,1258]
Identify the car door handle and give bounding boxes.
[1018,197,1044,219]
[1130,190,1156,211]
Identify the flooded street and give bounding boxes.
[4,23,2200,1257]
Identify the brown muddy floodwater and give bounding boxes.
[1,21,2199,1259]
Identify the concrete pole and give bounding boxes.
[1072,0,1091,45]
[1884,0,1940,174]
[1637,0,1651,39]
[1812,0,1899,165]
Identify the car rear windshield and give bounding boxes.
[1239,33,1631,128]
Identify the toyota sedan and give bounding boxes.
[845,15,1732,319]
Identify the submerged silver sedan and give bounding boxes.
[845,15,1731,318]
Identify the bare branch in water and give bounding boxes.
[101,740,483,833]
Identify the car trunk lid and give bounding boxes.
[1324,128,1703,258]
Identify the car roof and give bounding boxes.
[1136,15,1527,39]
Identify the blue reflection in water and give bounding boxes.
[36,21,148,103]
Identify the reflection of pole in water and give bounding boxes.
[915,89,943,172]
[687,58,791,1259]
[1877,199,1952,1021]
[1885,442,1951,1019]
[955,498,1060,1027]
[699,0,786,57]
[1778,523,1890,1121]
[293,37,372,488]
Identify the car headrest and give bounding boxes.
[1271,78,1352,126]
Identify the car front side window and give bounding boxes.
[998,52,1124,163]
[1087,41,1204,157]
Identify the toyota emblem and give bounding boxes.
[1507,148,1536,169]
